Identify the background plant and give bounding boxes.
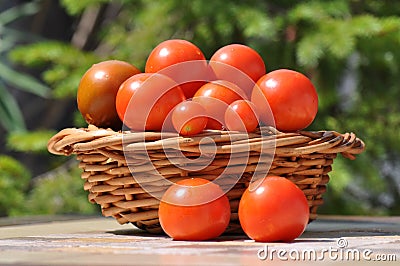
[1,0,400,217]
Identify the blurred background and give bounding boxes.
[0,0,399,218]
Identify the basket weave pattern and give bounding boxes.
[48,125,365,234]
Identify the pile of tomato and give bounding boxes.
[77,39,317,242]
[77,39,318,134]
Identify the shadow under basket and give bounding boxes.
[47,125,365,234]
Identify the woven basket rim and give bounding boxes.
[48,125,365,159]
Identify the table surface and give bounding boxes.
[0,215,399,265]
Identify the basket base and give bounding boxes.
[131,213,318,235]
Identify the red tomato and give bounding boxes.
[77,60,140,129]
[225,100,259,132]
[145,39,208,99]
[158,178,231,241]
[172,101,208,136]
[192,80,247,130]
[238,176,309,242]
[251,69,318,132]
[116,73,186,131]
[209,44,266,97]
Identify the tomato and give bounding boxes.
[251,69,318,132]
[145,39,208,99]
[209,44,266,97]
[158,178,231,241]
[238,176,309,242]
[171,101,208,136]
[192,80,247,130]
[77,60,140,129]
[116,73,186,131]
[224,100,259,132]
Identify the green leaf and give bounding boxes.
[0,82,26,132]
[60,0,112,15]
[288,0,350,24]
[9,42,99,99]
[351,15,383,37]
[51,72,82,99]
[0,62,50,98]
[233,6,276,40]
[296,19,356,67]
[324,21,355,59]
[351,15,400,41]
[7,130,57,153]
[0,1,39,25]
[0,33,16,53]
[9,41,98,68]
[296,33,325,67]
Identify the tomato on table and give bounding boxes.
[116,73,186,131]
[224,100,259,132]
[251,69,318,132]
[192,80,247,130]
[77,60,140,129]
[145,39,208,99]
[158,178,231,241]
[171,100,208,136]
[209,44,266,97]
[238,176,309,242]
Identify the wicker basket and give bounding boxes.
[47,125,365,234]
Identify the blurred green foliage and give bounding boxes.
[0,1,51,132]
[20,165,98,215]
[6,130,56,153]
[2,0,400,217]
[9,42,98,99]
[0,1,97,216]
[0,155,30,216]
[8,160,99,216]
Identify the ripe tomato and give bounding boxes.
[251,69,318,132]
[158,178,231,241]
[238,176,309,242]
[192,80,247,130]
[224,100,259,132]
[209,44,266,97]
[77,60,140,129]
[145,39,208,99]
[171,101,208,136]
[116,73,186,131]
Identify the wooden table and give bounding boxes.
[0,215,398,265]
